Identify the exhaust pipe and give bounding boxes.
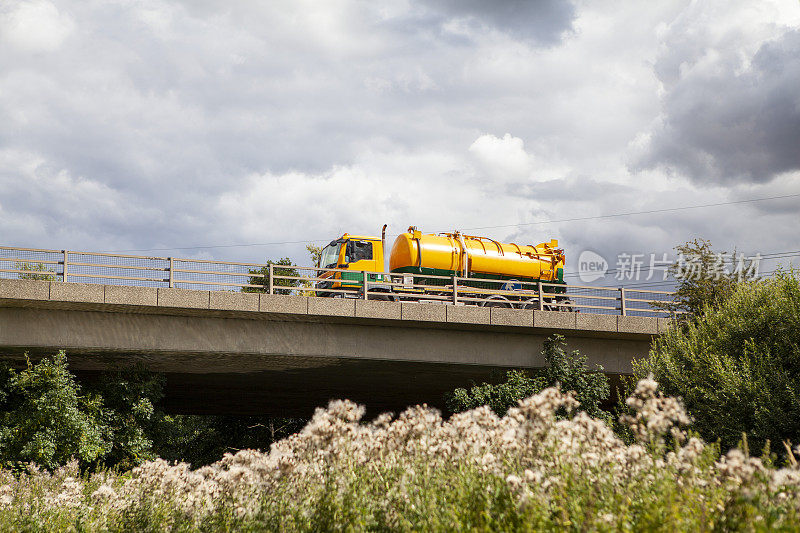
[381,224,387,272]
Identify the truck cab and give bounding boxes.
[316,233,384,296]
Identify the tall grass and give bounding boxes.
[2,378,800,531]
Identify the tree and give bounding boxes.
[447,369,541,417]
[242,258,300,295]
[0,352,110,470]
[636,270,800,455]
[89,366,166,470]
[306,244,323,267]
[16,262,55,281]
[152,415,306,467]
[447,335,610,418]
[0,353,309,471]
[652,238,757,318]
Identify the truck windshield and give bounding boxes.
[320,242,342,268]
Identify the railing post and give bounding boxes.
[619,287,627,316]
[268,263,274,295]
[362,270,368,300]
[452,275,458,305]
[537,281,544,311]
[168,257,174,288]
[62,250,69,283]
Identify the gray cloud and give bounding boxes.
[422,0,575,44]
[635,29,800,184]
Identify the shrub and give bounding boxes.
[152,414,305,468]
[447,334,610,418]
[636,270,800,454]
[3,378,800,531]
[651,238,757,318]
[15,262,56,281]
[0,353,306,471]
[242,258,300,295]
[89,367,166,471]
[0,352,109,470]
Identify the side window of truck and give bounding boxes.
[346,240,373,263]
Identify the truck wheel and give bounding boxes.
[546,298,574,312]
[480,296,512,308]
[368,292,396,302]
[521,298,539,310]
[558,299,575,312]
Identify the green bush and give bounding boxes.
[89,367,166,470]
[0,352,109,470]
[15,261,56,281]
[651,238,744,317]
[242,257,300,295]
[447,334,610,418]
[0,353,306,471]
[152,414,305,467]
[636,270,800,454]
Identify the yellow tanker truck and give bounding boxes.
[315,226,569,309]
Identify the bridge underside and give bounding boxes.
[2,349,534,416]
[0,281,658,417]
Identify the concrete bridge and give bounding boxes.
[0,279,670,416]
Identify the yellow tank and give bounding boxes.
[389,227,565,283]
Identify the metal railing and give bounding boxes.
[0,245,677,317]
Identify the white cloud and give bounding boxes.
[0,1,74,52]
[469,133,532,182]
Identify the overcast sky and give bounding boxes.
[1,0,799,285]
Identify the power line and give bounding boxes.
[457,192,800,232]
[102,239,331,253]
[104,191,800,253]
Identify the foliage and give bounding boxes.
[88,367,166,471]
[4,379,800,531]
[636,270,800,454]
[652,238,756,318]
[0,355,303,471]
[306,244,323,267]
[447,370,540,417]
[242,257,300,295]
[447,334,610,418]
[152,415,305,468]
[0,352,109,470]
[15,262,56,281]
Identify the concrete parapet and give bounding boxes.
[308,297,355,317]
[260,294,308,315]
[534,310,576,329]
[0,279,50,301]
[401,302,446,322]
[1,280,668,340]
[51,282,103,303]
[355,299,401,320]
[158,288,210,309]
[490,307,533,327]
[617,315,658,334]
[209,291,259,312]
[576,313,617,332]
[106,285,157,306]
[446,305,490,324]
